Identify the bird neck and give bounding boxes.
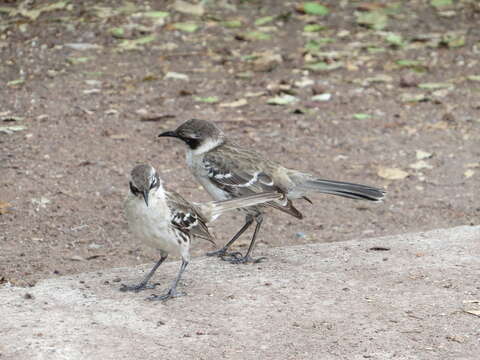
[190,137,224,155]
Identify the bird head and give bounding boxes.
[129,164,161,207]
[158,119,224,151]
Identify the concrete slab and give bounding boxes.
[1,226,479,360]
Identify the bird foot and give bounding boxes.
[221,252,267,264]
[119,282,159,293]
[146,288,186,302]
[206,247,228,257]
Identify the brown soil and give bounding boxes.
[1,0,479,287]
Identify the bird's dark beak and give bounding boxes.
[158,130,178,138]
[142,190,149,207]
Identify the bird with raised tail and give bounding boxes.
[122,164,282,300]
[158,119,385,264]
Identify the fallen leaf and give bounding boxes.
[165,72,189,80]
[0,125,26,134]
[409,160,433,170]
[7,79,25,86]
[311,93,331,101]
[194,96,219,103]
[463,309,480,317]
[300,2,330,16]
[303,24,326,32]
[377,167,409,180]
[464,162,480,168]
[12,1,68,21]
[304,61,343,72]
[64,43,101,51]
[267,95,299,105]
[441,32,465,48]
[400,93,428,103]
[143,11,170,18]
[0,202,12,215]
[464,169,475,178]
[384,32,404,47]
[418,82,453,90]
[353,113,371,120]
[67,57,92,65]
[255,16,275,26]
[219,99,248,108]
[173,0,204,16]
[171,22,199,33]
[416,150,432,160]
[109,134,129,140]
[240,31,271,41]
[431,0,453,9]
[222,19,243,28]
[356,11,388,30]
[467,75,480,82]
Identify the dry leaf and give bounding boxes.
[378,167,409,180]
[416,150,432,160]
[464,309,480,317]
[464,169,475,178]
[409,160,433,170]
[0,202,12,215]
[219,99,248,108]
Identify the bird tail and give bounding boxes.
[294,178,385,202]
[201,192,283,221]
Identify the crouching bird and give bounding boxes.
[159,119,385,264]
[122,164,282,300]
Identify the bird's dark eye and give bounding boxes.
[129,181,140,195]
[184,137,201,150]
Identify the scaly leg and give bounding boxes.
[120,253,167,292]
[147,259,189,301]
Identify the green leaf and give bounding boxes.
[356,11,388,30]
[303,24,326,32]
[304,61,342,72]
[67,57,92,64]
[110,27,125,38]
[143,11,169,18]
[267,94,299,105]
[7,79,25,86]
[222,20,243,28]
[384,33,404,47]
[303,2,329,16]
[467,75,480,82]
[400,93,428,103]
[194,96,219,103]
[417,82,453,90]
[172,22,199,33]
[118,35,156,50]
[243,31,271,41]
[255,16,274,26]
[353,113,371,120]
[431,0,453,9]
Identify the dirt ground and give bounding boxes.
[1,0,479,287]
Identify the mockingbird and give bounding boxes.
[158,119,385,264]
[122,164,281,300]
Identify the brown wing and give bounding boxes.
[165,191,216,244]
[202,143,303,219]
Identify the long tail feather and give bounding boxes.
[297,179,385,202]
[201,192,283,220]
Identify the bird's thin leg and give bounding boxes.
[120,254,167,292]
[147,259,189,301]
[224,215,267,264]
[206,215,254,258]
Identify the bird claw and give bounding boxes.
[119,282,159,293]
[221,253,267,264]
[146,289,186,301]
[206,247,228,257]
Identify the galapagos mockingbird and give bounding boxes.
[158,119,385,264]
[122,164,281,300]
